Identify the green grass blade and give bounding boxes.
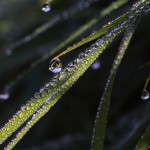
[91,25,136,150]
[135,125,150,150]
[2,16,129,150]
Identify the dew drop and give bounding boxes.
[68,62,74,68]
[41,3,51,13]
[39,87,44,94]
[45,83,50,88]
[49,58,62,73]
[76,52,84,63]
[34,92,40,99]
[0,92,9,100]
[91,60,101,70]
[141,89,149,100]
[59,72,68,81]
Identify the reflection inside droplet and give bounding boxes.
[141,89,149,100]
[0,93,9,100]
[91,60,101,70]
[41,3,51,12]
[49,58,62,73]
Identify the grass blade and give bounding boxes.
[91,24,136,150]
[135,125,150,150]
[2,15,129,150]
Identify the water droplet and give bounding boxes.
[49,58,62,73]
[68,62,74,68]
[39,87,44,93]
[0,93,9,100]
[91,60,101,70]
[95,39,104,47]
[19,113,23,118]
[34,92,40,99]
[41,3,51,13]
[76,53,84,63]
[45,83,50,88]
[141,89,149,100]
[84,49,91,56]
[90,45,96,52]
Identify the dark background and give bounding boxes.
[0,0,149,149]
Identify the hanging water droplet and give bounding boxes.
[0,92,9,100]
[49,58,62,73]
[41,3,51,13]
[91,60,101,70]
[141,89,149,100]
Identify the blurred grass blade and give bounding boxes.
[135,125,150,150]
[2,15,130,149]
[3,0,98,54]
[4,0,128,93]
[53,0,145,59]
[91,25,136,150]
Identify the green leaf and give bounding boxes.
[91,24,136,150]
[2,15,127,150]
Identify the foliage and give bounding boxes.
[0,0,149,149]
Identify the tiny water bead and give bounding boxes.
[141,89,149,100]
[49,58,62,73]
[41,3,51,12]
[0,92,9,100]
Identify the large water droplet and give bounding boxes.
[41,3,51,12]
[49,58,62,73]
[0,93,9,100]
[141,89,149,100]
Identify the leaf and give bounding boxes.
[53,13,128,59]
[1,14,128,150]
[91,24,137,150]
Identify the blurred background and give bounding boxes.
[0,0,150,149]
